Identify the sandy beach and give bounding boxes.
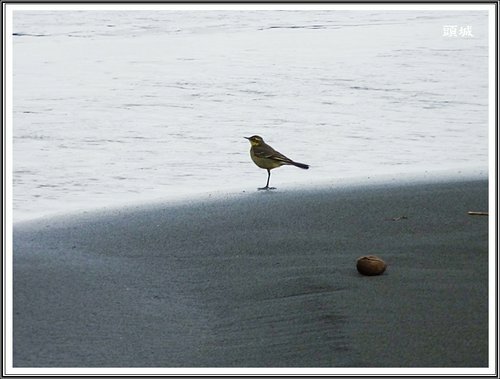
[13,178,489,368]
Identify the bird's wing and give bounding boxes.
[253,145,294,164]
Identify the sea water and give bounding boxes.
[11,10,490,221]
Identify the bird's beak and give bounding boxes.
[244,137,250,140]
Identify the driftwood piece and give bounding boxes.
[468,211,488,216]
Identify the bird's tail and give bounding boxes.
[291,161,309,169]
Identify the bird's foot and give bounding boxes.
[258,186,276,191]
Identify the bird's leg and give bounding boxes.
[258,169,276,190]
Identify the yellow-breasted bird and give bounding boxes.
[244,135,309,190]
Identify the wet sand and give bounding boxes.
[13,179,489,368]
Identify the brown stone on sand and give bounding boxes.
[356,255,386,276]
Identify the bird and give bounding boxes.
[244,135,309,190]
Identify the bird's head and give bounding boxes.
[244,135,264,146]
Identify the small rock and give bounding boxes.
[356,255,386,276]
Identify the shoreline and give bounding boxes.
[13,178,489,368]
[13,168,488,225]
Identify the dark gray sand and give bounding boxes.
[13,179,489,367]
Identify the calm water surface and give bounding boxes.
[12,10,489,221]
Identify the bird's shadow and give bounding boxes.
[257,188,279,195]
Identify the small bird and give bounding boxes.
[244,135,309,190]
